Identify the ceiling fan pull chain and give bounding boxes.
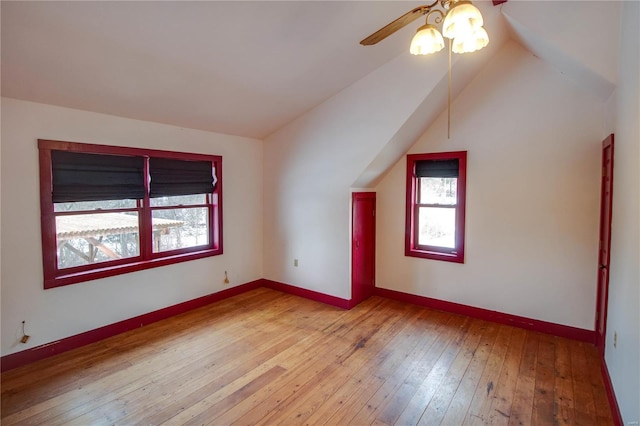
[448,37,452,139]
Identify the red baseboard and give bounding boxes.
[1,280,599,373]
[601,356,624,426]
[1,280,262,372]
[374,287,595,343]
[262,279,352,309]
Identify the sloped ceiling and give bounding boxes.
[1,1,620,142]
[501,0,619,101]
[1,1,425,139]
[352,0,620,188]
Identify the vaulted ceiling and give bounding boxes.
[1,1,620,140]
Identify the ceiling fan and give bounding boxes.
[360,0,492,138]
[360,0,490,55]
[360,4,439,47]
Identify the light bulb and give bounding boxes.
[452,26,489,54]
[410,24,445,55]
[442,1,484,40]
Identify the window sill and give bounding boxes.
[45,248,222,289]
[405,248,464,264]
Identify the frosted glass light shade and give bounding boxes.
[442,1,484,40]
[452,26,489,53]
[410,24,445,55]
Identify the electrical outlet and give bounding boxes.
[613,331,617,348]
[294,259,299,267]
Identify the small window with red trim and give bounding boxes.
[406,151,467,263]
[39,140,222,288]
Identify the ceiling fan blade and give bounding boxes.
[360,6,428,46]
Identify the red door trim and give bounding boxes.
[351,192,376,306]
[595,134,614,355]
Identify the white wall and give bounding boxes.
[0,98,263,357]
[605,1,640,422]
[262,51,454,300]
[376,40,605,330]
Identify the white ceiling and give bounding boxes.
[1,1,618,140]
[501,0,618,102]
[1,0,508,139]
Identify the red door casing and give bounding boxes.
[595,134,614,355]
[352,192,376,306]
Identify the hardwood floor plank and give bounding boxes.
[339,308,443,425]
[322,304,436,425]
[531,333,556,426]
[260,301,423,425]
[369,310,451,425]
[507,330,539,426]
[301,306,437,426]
[218,329,357,424]
[3,292,301,425]
[417,319,488,425]
[583,344,614,425]
[201,332,335,425]
[62,321,301,425]
[265,306,430,424]
[120,331,307,425]
[486,327,527,425]
[4,316,265,424]
[0,289,614,426]
[570,341,599,426]
[440,321,499,426]
[554,337,576,425]
[175,365,288,426]
[1,287,281,414]
[457,324,512,425]
[391,314,469,426]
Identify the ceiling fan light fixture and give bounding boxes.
[442,1,484,40]
[410,24,445,55]
[452,26,489,54]
[359,1,492,138]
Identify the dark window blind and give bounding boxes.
[149,157,215,197]
[415,159,459,178]
[51,151,145,202]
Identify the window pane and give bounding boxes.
[56,213,140,269]
[150,194,208,207]
[418,207,456,248]
[152,207,209,252]
[419,178,457,205]
[54,199,137,212]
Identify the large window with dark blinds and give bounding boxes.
[406,151,467,263]
[39,139,223,289]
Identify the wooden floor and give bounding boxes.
[1,288,613,425]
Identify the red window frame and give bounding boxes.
[38,139,223,289]
[405,151,467,263]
